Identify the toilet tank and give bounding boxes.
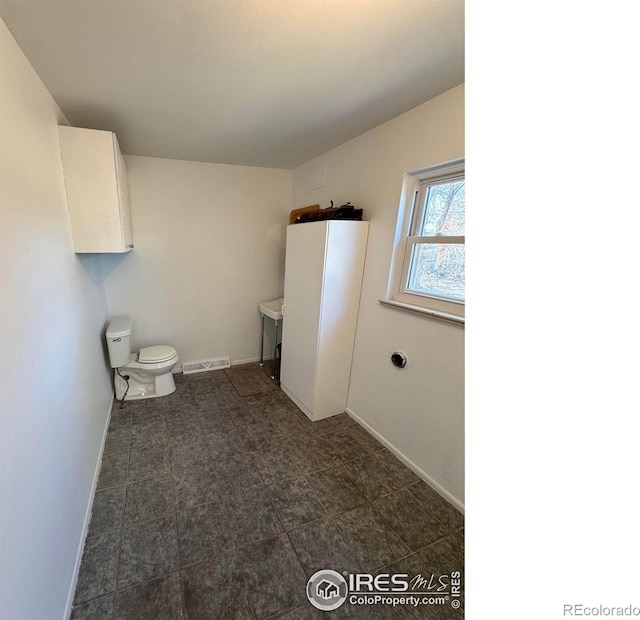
[106,316,132,368]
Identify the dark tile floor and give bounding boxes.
[71,366,464,619]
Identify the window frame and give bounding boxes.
[382,158,465,325]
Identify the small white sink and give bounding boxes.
[259,298,284,321]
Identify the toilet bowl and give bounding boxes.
[106,317,179,401]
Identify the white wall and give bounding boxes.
[0,19,114,620]
[292,85,465,504]
[101,156,292,366]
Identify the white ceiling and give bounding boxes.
[1,0,464,169]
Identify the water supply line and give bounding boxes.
[115,367,130,408]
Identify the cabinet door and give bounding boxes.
[280,222,328,413]
[314,221,369,418]
[58,126,132,253]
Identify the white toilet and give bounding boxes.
[106,316,179,401]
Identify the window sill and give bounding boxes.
[378,298,465,326]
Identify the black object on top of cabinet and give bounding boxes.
[294,201,363,224]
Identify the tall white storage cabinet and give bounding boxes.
[280,220,369,421]
[58,126,133,253]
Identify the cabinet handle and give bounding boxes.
[281,304,286,316]
[128,244,134,248]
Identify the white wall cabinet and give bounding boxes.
[280,220,369,420]
[58,126,133,253]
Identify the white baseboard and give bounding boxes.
[345,407,464,515]
[230,356,274,366]
[64,393,114,620]
[174,356,275,374]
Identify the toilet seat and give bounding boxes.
[138,345,177,364]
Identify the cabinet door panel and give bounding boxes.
[58,126,132,253]
[314,221,369,418]
[280,222,327,412]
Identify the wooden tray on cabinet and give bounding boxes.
[289,204,320,225]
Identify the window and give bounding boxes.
[382,158,465,324]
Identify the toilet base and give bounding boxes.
[114,370,177,401]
